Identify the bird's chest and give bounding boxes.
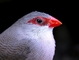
[27,35,55,60]
[24,28,55,60]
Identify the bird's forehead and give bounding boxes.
[18,11,52,23]
[27,11,51,18]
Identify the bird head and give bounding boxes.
[17,11,62,28]
[14,11,62,36]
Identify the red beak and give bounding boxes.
[48,17,62,28]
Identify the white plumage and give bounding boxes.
[0,11,62,60]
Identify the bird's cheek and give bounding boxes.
[48,19,62,28]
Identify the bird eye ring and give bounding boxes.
[36,18,43,24]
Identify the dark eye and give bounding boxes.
[36,18,43,24]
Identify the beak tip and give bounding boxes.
[59,21,62,25]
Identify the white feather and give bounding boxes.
[0,11,56,60]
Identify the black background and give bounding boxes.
[0,0,78,60]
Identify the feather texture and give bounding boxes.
[0,11,61,60]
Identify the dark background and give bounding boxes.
[0,0,78,60]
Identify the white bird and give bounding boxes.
[0,11,62,60]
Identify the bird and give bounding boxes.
[0,11,62,60]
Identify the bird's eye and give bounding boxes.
[36,18,43,24]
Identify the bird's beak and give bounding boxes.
[48,17,62,28]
